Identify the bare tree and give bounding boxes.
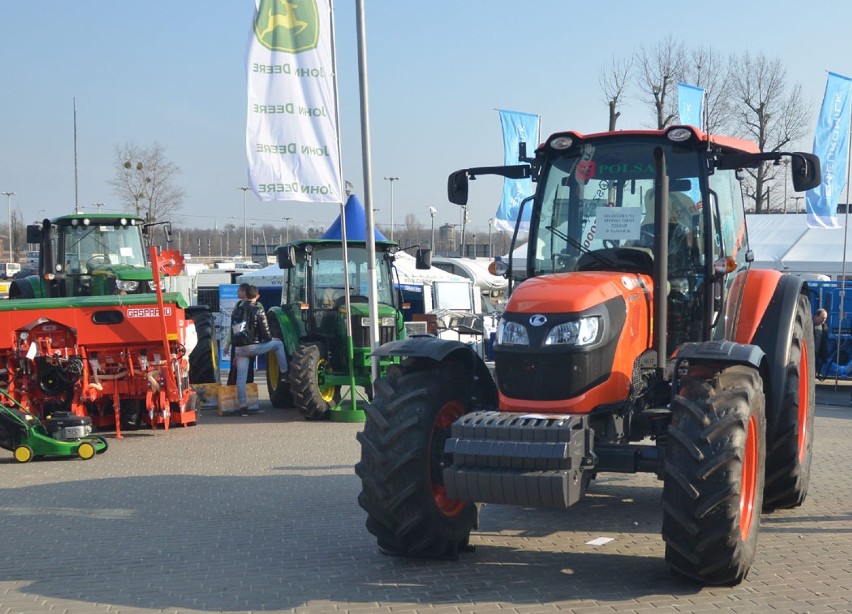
[728,52,810,213]
[636,36,686,129]
[683,45,732,134]
[110,142,185,222]
[600,55,633,131]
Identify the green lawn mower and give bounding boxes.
[0,388,108,463]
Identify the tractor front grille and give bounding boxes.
[352,316,396,348]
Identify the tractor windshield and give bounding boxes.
[61,222,147,274]
[288,244,395,308]
[531,137,705,277]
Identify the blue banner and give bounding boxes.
[677,83,704,130]
[806,72,851,229]
[496,110,539,233]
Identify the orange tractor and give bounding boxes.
[0,247,198,442]
[356,126,821,585]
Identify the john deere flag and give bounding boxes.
[677,82,704,130]
[246,0,343,203]
[495,110,540,233]
[806,71,851,229]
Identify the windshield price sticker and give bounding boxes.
[596,207,642,240]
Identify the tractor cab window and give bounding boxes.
[287,244,394,308]
[62,223,146,274]
[532,138,705,278]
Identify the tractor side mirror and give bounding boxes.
[26,224,42,244]
[416,248,432,269]
[790,153,822,192]
[448,170,469,206]
[276,245,296,269]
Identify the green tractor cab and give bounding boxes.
[267,238,409,420]
[10,213,163,299]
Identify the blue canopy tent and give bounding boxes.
[322,194,389,242]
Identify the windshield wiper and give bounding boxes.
[545,225,615,268]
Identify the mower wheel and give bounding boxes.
[662,364,766,586]
[13,445,33,463]
[290,343,338,420]
[763,293,815,512]
[355,364,477,559]
[77,441,97,460]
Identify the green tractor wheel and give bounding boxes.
[267,350,294,408]
[290,343,339,420]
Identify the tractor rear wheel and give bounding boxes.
[662,364,766,586]
[290,344,338,420]
[763,293,815,511]
[187,308,219,384]
[355,365,477,559]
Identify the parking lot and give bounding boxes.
[1,380,851,614]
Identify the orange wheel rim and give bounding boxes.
[797,340,809,462]
[740,415,758,541]
[429,400,466,517]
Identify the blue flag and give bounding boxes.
[806,71,851,229]
[496,110,539,233]
[677,83,704,130]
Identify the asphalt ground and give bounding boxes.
[1,379,850,614]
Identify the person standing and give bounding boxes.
[232,284,288,415]
[225,283,254,386]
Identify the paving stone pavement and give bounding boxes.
[1,379,850,614]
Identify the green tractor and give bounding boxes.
[11,213,165,299]
[266,238,420,420]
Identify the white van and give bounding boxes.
[1,262,21,279]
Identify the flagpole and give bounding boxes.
[355,0,381,384]
[834,99,852,389]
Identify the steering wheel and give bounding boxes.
[86,255,107,273]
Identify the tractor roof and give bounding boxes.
[49,213,146,225]
[536,126,760,155]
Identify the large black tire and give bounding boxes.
[763,293,815,511]
[290,343,338,420]
[187,308,219,384]
[266,350,293,408]
[662,365,766,586]
[355,365,478,559]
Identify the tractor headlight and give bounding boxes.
[496,318,529,346]
[116,279,140,292]
[544,316,601,346]
[148,279,166,291]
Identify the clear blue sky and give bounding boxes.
[1,1,849,236]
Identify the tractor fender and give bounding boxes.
[374,337,499,408]
[267,305,302,356]
[675,339,765,374]
[8,275,42,299]
[743,273,807,440]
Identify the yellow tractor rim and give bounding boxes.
[317,358,336,402]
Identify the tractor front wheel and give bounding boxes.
[662,364,766,586]
[355,365,477,559]
[266,348,294,408]
[290,344,338,420]
[763,293,815,511]
[186,308,219,384]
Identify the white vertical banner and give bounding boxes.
[246,0,343,203]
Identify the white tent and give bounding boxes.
[747,213,852,278]
[235,264,284,286]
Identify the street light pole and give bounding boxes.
[2,192,15,261]
[428,206,437,252]
[488,217,495,258]
[383,176,399,241]
[283,217,292,243]
[239,187,250,259]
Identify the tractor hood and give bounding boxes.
[506,271,651,314]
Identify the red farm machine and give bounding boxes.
[0,239,203,462]
[356,126,821,585]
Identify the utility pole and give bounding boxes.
[2,192,15,261]
[239,187,250,259]
[383,176,399,241]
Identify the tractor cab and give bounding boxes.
[275,239,402,370]
[12,214,158,299]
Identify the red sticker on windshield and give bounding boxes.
[577,160,596,180]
